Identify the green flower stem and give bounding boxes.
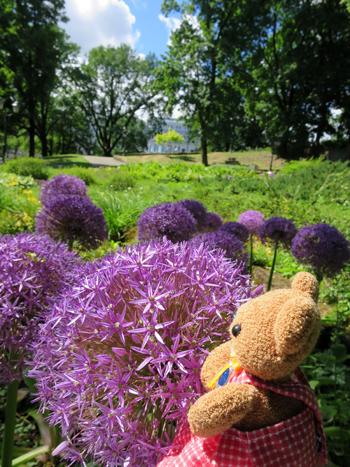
[267,242,278,291]
[249,235,253,275]
[12,446,50,466]
[1,379,19,467]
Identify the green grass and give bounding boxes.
[115,148,284,171]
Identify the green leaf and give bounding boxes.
[12,446,49,466]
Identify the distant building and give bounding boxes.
[147,118,199,153]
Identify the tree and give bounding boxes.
[159,0,271,165]
[0,0,75,157]
[244,0,350,158]
[155,129,184,145]
[72,45,159,157]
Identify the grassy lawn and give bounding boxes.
[45,153,90,167]
[115,149,285,171]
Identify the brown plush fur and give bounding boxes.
[188,272,320,437]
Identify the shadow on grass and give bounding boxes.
[168,154,197,162]
[225,157,241,166]
[46,155,91,169]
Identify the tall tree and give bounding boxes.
[72,45,159,157]
[244,0,350,158]
[1,0,74,157]
[159,0,270,165]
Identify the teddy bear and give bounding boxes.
[158,272,327,467]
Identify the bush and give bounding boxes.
[58,167,97,185]
[107,170,136,191]
[91,190,145,241]
[1,157,49,180]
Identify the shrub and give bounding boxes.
[108,171,136,191]
[91,190,146,242]
[1,157,49,180]
[0,233,80,383]
[30,240,257,465]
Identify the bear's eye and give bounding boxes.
[231,324,241,337]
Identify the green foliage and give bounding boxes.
[303,344,350,466]
[56,167,97,185]
[90,190,145,242]
[155,129,185,145]
[75,240,120,261]
[0,172,35,189]
[244,0,350,158]
[72,45,158,157]
[1,157,49,179]
[107,171,136,191]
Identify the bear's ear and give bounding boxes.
[291,272,319,301]
[274,295,320,356]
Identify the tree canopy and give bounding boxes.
[0,0,349,161]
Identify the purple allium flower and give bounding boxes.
[36,195,107,249]
[238,210,265,235]
[191,230,246,261]
[30,240,257,465]
[138,203,197,243]
[260,217,297,247]
[204,212,223,231]
[219,222,249,243]
[291,223,350,277]
[0,233,80,384]
[41,175,87,207]
[177,199,207,229]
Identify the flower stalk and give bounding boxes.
[1,379,19,467]
[267,241,278,291]
[249,235,253,275]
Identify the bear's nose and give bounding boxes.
[232,324,241,337]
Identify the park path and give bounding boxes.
[83,155,124,167]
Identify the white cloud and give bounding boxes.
[158,14,182,34]
[159,13,200,44]
[64,0,140,53]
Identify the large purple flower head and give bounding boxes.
[191,230,246,262]
[219,222,249,243]
[30,240,258,465]
[291,223,350,277]
[0,233,80,384]
[177,199,207,230]
[238,210,265,235]
[41,175,87,207]
[138,203,197,243]
[260,217,297,247]
[204,212,223,231]
[36,195,107,249]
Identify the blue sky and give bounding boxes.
[63,0,179,58]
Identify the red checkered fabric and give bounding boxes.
[158,369,327,467]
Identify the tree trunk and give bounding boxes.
[29,116,35,157]
[201,134,209,166]
[39,131,49,158]
[102,145,113,157]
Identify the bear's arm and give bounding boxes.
[188,383,258,437]
[200,340,232,391]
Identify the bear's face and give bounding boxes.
[230,272,320,381]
